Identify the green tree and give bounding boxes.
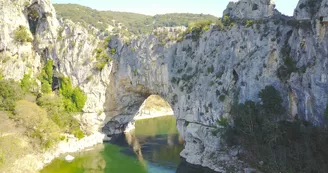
[72,88,87,111]
[0,80,24,111]
[40,60,54,94]
[21,73,38,93]
[59,77,87,112]
[258,85,284,116]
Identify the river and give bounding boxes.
[40,115,215,173]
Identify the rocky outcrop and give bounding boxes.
[223,0,277,19]
[3,0,328,172]
[293,0,328,20]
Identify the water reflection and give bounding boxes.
[41,116,214,173]
[124,129,147,168]
[110,116,184,170]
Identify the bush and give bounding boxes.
[41,81,52,93]
[72,88,87,111]
[40,60,54,93]
[0,80,24,111]
[222,15,235,27]
[186,20,212,41]
[277,41,298,81]
[59,77,87,112]
[104,36,111,48]
[94,61,107,70]
[13,100,61,149]
[258,85,284,116]
[245,20,254,28]
[14,25,32,43]
[111,48,116,55]
[36,94,85,139]
[94,47,111,71]
[219,95,226,102]
[42,60,53,85]
[207,65,214,73]
[21,73,38,93]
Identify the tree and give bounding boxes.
[41,60,54,94]
[0,80,23,111]
[258,85,284,116]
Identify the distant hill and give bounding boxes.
[53,4,219,35]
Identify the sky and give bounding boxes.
[51,0,299,17]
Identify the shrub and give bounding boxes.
[111,48,116,55]
[36,94,85,139]
[207,65,214,73]
[13,100,61,149]
[222,15,235,27]
[186,20,212,41]
[94,47,111,71]
[21,73,38,93]
[40,60,54,93]
[245,20,254,28]
[59,77,87,112]
[14,25,32,43]
[277,44,298,81]
[219,95,226,102]
[104,36,111,48]
[216,117,229,128]
[258,85,284,116]
[0,80,24,111]
[41,81,52,93]
[94,61,107,70]
[300,40,306,48]
[72,88,87,111]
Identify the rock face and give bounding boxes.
[223,0,277,19]
[3,0,328,172]
[293,0,328,20]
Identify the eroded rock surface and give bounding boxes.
[223,0,277,19]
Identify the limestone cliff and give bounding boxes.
[2,0,328,172]
[223,0,277,19]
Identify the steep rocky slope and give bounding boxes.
[2,0,328,172]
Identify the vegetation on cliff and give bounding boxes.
[40,60,54,93]
[0,61,87,171]
[219,86,328,172]
[59,77,87,113]
[14,25,33,43]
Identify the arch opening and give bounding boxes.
[105,94,184,171]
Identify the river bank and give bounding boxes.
[8,132,105,173]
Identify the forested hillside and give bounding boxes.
[53,4,218,35]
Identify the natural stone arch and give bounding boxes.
[102,61,177,136]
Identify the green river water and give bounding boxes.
[40,116,199,173]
